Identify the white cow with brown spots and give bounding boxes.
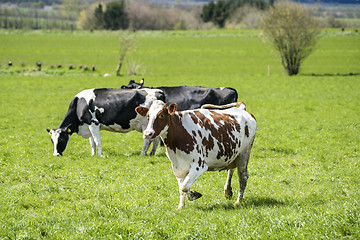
[136,100,257,209]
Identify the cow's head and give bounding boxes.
[121,79,144,89]
[135,100,177,139]
[46,125,72,156]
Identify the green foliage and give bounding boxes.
[201,0,268,28]
[104,0,129,30]
[259,1,320,76]
[94,3,105,30]
[201,0,229,27]
[0,29,359,238]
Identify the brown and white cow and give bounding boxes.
[135,100,257,209]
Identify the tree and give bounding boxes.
[116,33,137,76]
[259,0,320,76]
[94,3,105,29]
[104,0,129,30]
[201,0,215,23]
[213,0,229,28]
[77,3,99,30]
[200,0,228,28]
[201,0,268,28]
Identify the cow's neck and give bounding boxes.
[59,106,80,133]
[163,112,195,154]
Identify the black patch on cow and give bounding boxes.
[157,86,237,111]
[58,97,81,133]
[92,88,147,129]
[121,80,238,111]
[55,130,70,155]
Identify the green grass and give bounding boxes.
[0,29,359,239]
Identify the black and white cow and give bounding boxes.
[121,79,238,111]
[47,88,165,156]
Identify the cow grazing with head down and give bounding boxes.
[122,79,238,111]
[136,100,257,209]
[47,88,164,157]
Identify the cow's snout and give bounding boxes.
[144,130,155,139]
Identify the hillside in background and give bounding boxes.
[1,0,360,30]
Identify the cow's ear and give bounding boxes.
[135,106,149,116]
[46,128,52,135]
[168,103,177,115]
[63,125,72,134]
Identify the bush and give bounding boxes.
[126,1,180,30]
[259,0,320,76]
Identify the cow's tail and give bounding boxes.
[201,102,246,110]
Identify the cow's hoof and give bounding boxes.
[224,190,233,200]
[234,200,243,206]
[188,190,202,201]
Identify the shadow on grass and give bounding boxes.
[302,72,360,77]
[197,196,286,211]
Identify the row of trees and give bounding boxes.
[0,5,76,30]
[201,0,272,28]
[78,0,191,31]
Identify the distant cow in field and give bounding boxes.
[47,88,164,157]
[136,100,257,209]
[121,79,238,111]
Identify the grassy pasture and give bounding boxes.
[0,29,359,239]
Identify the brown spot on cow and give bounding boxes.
[199,110,241,161]
[189,112,198,125]
[164,113,196,154]
[245,125,249,138]
[202,136,214,152]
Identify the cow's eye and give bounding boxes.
[159,113,164,119]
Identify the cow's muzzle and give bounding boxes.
[144,130,155,139]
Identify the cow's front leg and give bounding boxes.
[140,139,151,156]
[149,137,160,156]
[224,168,235,199]
[176,177,186,209]
[176,163,208,209]
[89,136,96,155]
[88,122,103,157]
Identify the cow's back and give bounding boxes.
[91,89,146,129]
[164,107,256,171]
[158,86,238,111]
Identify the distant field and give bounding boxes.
[0,29,359,239]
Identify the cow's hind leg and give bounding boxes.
[89,123,103,156]
[235,151,251,205]
[89,136,96,155]
[224,168,235,199]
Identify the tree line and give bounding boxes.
[79,0,272,30]
[1,0,273,31]
[201,0,272,28]
[1,0,357,31]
